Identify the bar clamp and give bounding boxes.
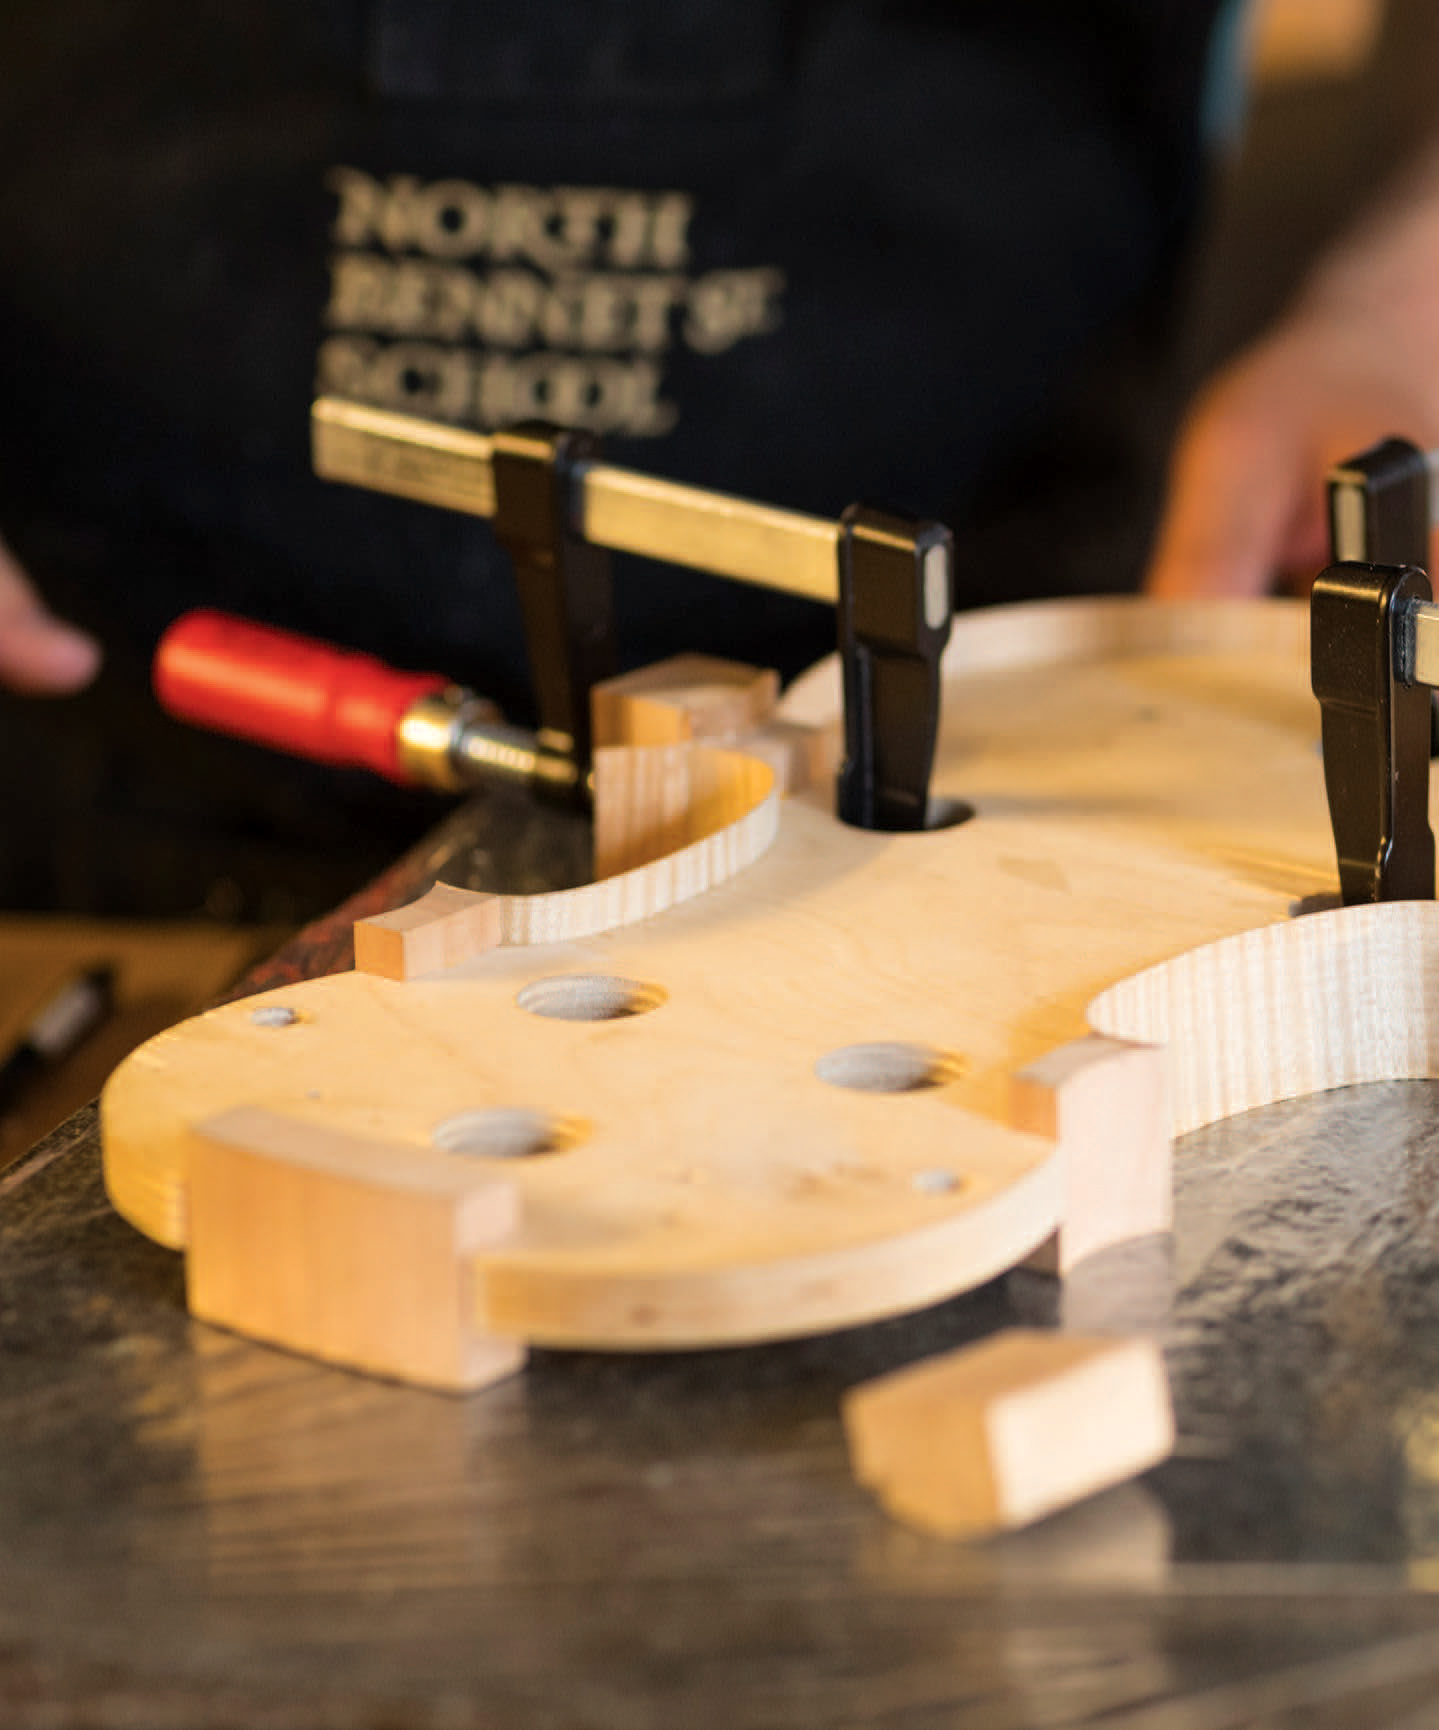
[489,423,615,798]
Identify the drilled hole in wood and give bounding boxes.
[432,1107,584,1160]
[250,1005,299,1028]
[814,1042,962,1093]
[516,974,666,1022]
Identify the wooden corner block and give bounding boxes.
[185,1106,526,1392]
[737,717,840,796]
[591,655,779,749]
[843,1329,1174,1539]
[354,882,502,980]
[1010,1034,1171,1275]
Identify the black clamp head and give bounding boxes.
[835,504,953,832]
[1328,437,1430,569]
[490,423,615,798]
[1311,561,1435,905]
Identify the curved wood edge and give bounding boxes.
[468,1142,1063,1353]
[353,743,778,977]
[105,1091,1069,1374]
[181,1025,1170,1368]
[1087,900,1439,1138]
[515,743,778,945]
[138,1015,1172,1376]
[938,594,1308,679]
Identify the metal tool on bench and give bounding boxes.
[310,398,954,831]
[1311,436,1439,903]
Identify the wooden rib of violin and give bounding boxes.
[1089,899,1439,1137]
[105,594,1395,1366]
[354,883,503,981]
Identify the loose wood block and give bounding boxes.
[590,654,779,749]
[354,883,501,980]
[844,1329,1174,1539]
[186,1106,525,1391]
[1011,1035,1171,1276]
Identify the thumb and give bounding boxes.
[0,540,102,695]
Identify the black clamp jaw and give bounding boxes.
[1328,436,1430,570]
[1311,561,1435,905]
[1312,435,1437,904]
[835,506,954,831]
[490,423,615,800]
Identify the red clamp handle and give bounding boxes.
[153,610,449,784]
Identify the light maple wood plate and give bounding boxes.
[102,596,1429,1387]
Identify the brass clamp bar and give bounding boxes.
[313,396,840,605]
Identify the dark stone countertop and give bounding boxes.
[6,789,1439,1727]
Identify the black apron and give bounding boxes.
[0,0,1225,912]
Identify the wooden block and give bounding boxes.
[591,654,779,749]
[843,1329,1174,1539]
[354,883,502,980]
[1010,1035,1170,1276]
[735,717,840,797]
[186,1106,526,1391]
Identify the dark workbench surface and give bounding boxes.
[5,789,1439,1728]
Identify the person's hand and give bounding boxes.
[0,537,100,694]
[1147,143,1439,599]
